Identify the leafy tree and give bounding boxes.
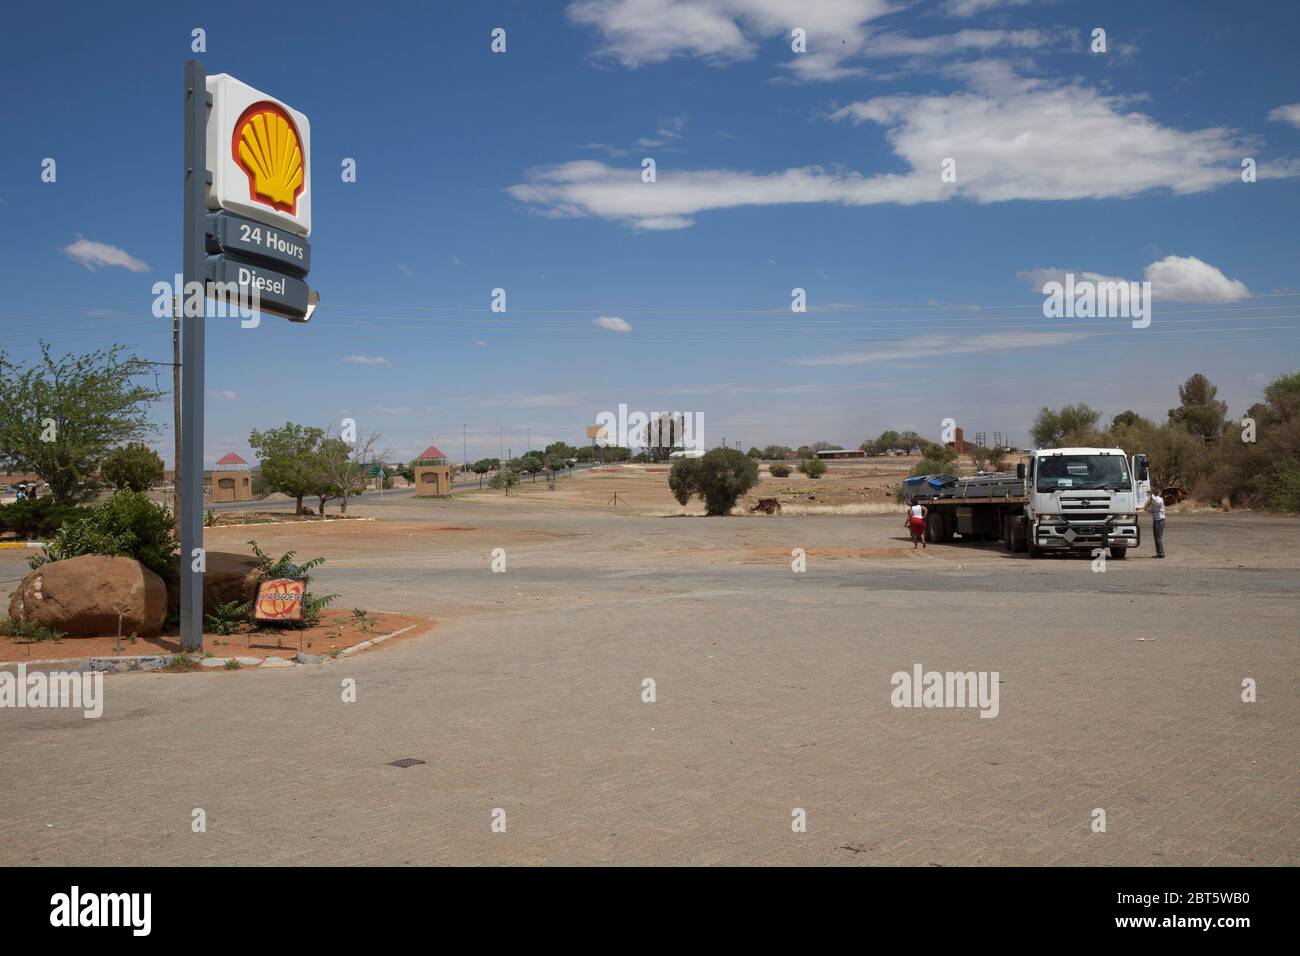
[1031,404,1103,448]
[575,445,595,462]
[544,441,578,462]
[0,344,161,503]
[761,445,790,460]
[668,447,759,516]
[488,465,519,493]
[746,447,762,459]
[543,452,565,479]
[249,423,324,514]
[1168,373,1228,442]
[306,428,387,514]
[895,431,924,454]
[769,463,791,477]
[471,458,494,489]
[798,458,827,478]
[1111,410,1146,430]
[519,454,544,482]
[875,430,901,454]
[100,441,165,492]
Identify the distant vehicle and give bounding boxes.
[667,449,704,459]
[901,447,1149,560]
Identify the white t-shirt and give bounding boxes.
[909,504,924,519]
[1149,495,1166,520]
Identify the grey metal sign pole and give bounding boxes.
[180,59,208,651]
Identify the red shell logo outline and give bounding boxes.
[232,101,306,216]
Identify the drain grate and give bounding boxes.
[388,757,426,768]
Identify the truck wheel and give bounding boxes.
[1109,546,1127,560]
[1002,516,1014,551]
[925,511,942,543]
[1011,516,1028,553]
[942,514,955,543]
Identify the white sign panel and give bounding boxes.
[205,73,311,237]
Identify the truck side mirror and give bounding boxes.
[1135,455,1149,481]
[1016,463,1025,480]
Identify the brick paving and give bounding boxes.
[1,511,1296,865]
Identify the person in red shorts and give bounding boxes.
[906,502,928,549]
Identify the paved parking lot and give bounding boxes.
[2,504,1296,865]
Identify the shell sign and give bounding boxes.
[206,74,311,237]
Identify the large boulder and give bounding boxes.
[8,555,167,637]
[164,551,265,615]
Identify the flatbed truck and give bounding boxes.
[901,447,1150,559]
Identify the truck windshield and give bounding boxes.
[1036,455,1131,492]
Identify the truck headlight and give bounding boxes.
[1039,514,1059,521]
[1111,514,1136,522]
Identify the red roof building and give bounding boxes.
[215,452,249,468]
[415,445,448,463]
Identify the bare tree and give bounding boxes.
[307,426,389,514]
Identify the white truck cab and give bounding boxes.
[1018,447,1149,558]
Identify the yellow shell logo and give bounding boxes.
[232,102,305,215]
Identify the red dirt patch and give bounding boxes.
[0,609,433,663]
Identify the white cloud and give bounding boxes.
[62,238,150,273]
[593,315,632,332]
[209,390,238,400]
[795,331,1093,366]
[1020,255,1250,302]
[371,404,414,415]
[509,64,1296,229]
[945,0,1038,16]
[1267,103,1300,128]
[567,0,894,81]
[1144,255,1250,301]
[396,263,412,276]
[342,355,392,366]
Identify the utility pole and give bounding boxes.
[462,423,467,472]
[172,294,182,532]
[179,59,208,652]
[499,426,503,461]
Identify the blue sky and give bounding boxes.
[2,0,1298,464]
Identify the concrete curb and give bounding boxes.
[1,624,421,674]
[337,624,418,658]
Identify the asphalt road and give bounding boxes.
[2,506,1296,865]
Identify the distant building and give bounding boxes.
[211,452,252,502]
[413,445,452,497]
[944,427,973,454]
[815,448,864,460]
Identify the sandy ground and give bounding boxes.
[2,462,1297,866]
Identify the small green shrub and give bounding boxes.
[31,490,175,579]
[768,463,791,477]
[668,448,760,516]
[166,653,199,671]
[1,613,65,643]
[223,658,241,670]
[204,599,250,636]
[798,458,827,479]
[0,498,89,539]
